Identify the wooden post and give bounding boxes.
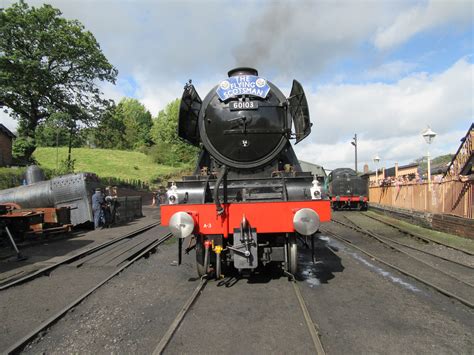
[442,182,445,214]
[424,183,427,211]
[464,187,468,218]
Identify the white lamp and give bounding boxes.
[422,127,437,189]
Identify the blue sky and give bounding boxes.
[1,0,473,171]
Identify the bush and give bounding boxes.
[12,137,35,161]
[141,142,197,167]
[0,167,26,189]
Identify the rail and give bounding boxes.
[4,231,172,354]
[322,223,474,309]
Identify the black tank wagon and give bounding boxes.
[327,168,368,210]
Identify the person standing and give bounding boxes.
[92,188,104,229]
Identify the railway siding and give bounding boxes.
[297,234,473,354]
[0,222,170,353]
[328,212,474,308]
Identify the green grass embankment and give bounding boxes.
[33,147,192,187]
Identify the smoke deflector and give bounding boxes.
[288,80,312,144]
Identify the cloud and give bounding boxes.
[3,0,408,82]
[1,0,471,173]
[297,129,466,172]
[364,60,418,81]
[374,0,473,50]
[0,110,17,133]
[294,58,473,169]
[232,1,405,79]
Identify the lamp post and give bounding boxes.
[373,155,380,185]
[422,127,437,190]
[351,134,358,173]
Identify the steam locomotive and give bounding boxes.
[327,168,368,210]
[161,68,331,278]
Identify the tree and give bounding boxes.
[0,1,118,160]
[117,98,153,149]
[93,98,153,150]
[151,99,198,165]
[35,112,84,147]
[93,103,127,149]
[413,154,454,174]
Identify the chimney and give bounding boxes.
[228,67,258,77]
[395,163,399,178]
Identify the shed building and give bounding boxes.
[0,124,16,167]
[385,163,419,179]
[299,160,327,180]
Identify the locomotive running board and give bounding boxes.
[161,200,331,238]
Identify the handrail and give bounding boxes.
[445,123,473,177]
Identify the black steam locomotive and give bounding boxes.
[161,68,331,278]
[327,168,368,210]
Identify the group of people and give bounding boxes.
[151,185,168,206]
[371,174,420,187]
[91,186,119,229]
[370,172,446,188]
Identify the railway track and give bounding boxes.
[337,215,473,274]
[335,220,474,292]
[152,276,326,355]
[363,212,473,256]
[0,221,161,290]
[289,279,326,355]
[4,228,172,354]
[322,220,474,309]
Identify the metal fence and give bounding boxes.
[369,178,473,219]
[114,196,143,223]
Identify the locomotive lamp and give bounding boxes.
[422,127,437,190]
[166,182,179,204]
[310,178,322,200]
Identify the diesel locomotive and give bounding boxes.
[161,68,331,278]
[327,168,368,210]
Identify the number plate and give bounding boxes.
[229,101,259,111]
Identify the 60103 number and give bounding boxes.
[229,101,259,111]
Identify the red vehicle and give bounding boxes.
[161,68,331,278]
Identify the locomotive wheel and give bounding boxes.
[195,235,207,277]
[287,235,298,274]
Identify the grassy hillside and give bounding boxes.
[33,147,192,186]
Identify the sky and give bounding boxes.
[1,0,473,172]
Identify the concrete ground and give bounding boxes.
[17,217,474,354]
[298,236,473,354]
[1,209,472,354]
[0,205,160,285]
